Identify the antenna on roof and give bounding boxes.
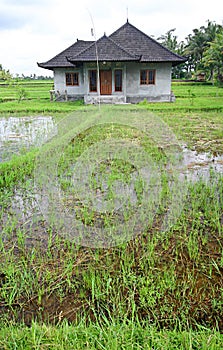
[87,9,100,110]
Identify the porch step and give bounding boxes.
[84,95,126,104]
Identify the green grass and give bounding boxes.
[160,111,223,153]
[0,79,83,113]
[1,79,223,113]
[0,99,84,114]
[0,80,54,102]
[172,81,223,97]
[1,321,223,349]
[139,81,223,113]
[0,82,223,348]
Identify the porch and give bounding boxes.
[84,94,126,104]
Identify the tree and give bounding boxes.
[157,28,178,52]
[203,32,223,83]
[184,20,223,78]
[0,65,12,81]
[157,29,188,79]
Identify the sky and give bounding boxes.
[0,0,222,77]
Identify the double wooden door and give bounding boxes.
[100,70,112,95]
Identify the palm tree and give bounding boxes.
[203,32,223,83]
[184,20,223,79]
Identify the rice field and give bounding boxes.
[0,81,223,349]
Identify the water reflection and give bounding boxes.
[180,146,223,182]
[0,115,57,162]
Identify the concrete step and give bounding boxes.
[84,95,126,104]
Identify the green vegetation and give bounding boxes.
[0,81,223,348]
[1,322,223,349]
[0,64,12,81]
[158,20,223,82]
[0,79,84,113]
[1,79,223,114]
[0,79,53,101]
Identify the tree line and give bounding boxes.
[0,65,51,81]
[157,19,223,83]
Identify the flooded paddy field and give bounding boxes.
[0,115,56,162]
[1,111,222,244]
[0,106,223,336]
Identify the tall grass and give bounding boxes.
[0,85,223,347]
[1,321,223,349]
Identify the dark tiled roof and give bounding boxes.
[37,40,93,69]
[67,35,139,62]
[110,22,186,64]
[38,21,186,69]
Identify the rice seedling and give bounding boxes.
[0,82,223,347]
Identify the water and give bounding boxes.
[179,145,223,182]
[0,116,222,243]
[1,116,221,177]
[0,115,57,162]
[5,145,223,223]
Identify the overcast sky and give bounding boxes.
[0,0,222,77]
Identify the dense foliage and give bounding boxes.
[0,64,12,81]
[157,20,223,83]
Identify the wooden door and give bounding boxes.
[100,70,112,95]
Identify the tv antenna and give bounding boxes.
[87,10,101,110]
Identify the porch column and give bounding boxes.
[83,64,88,96]
[124,63,127,103]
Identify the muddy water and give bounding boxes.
[4,146,223,227]
[0,116,222,241]
[0,115,57,162]
[180,146,223,182]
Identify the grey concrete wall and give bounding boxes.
[126,62,172,102]
[53,61,173,103]
[54,68,85,95]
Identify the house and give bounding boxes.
[196,72,206,82]
[38,21,186,104]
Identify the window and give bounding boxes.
[114,69,122,92]
[65,72,79,86]
[89,70,97,92]
[140,70,156,85]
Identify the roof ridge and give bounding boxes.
[67,39,97,60]
[54,40,94,62]
[39,21,186,69]
[67,34,113,60]
[109,20,130,38]
[137,27,186,60]
[67,34,139,61]
[38,40,94,67]
[107,35,138,59]
[110,21,186,61]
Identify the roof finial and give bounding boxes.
[126,6,129,22]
